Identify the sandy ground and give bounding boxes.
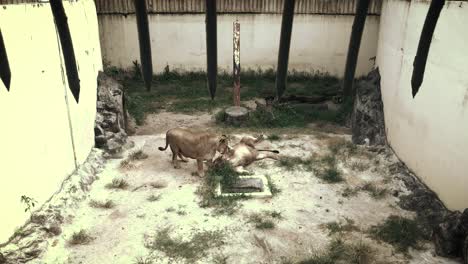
[28,129,461,264]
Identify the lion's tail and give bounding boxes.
[158,137,169,151]
[258,149,279,154]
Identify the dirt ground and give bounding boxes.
[18,112,460,264]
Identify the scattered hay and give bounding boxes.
[135,256,153,264]
[150,181,168,189]
[129,150,149,160]
[360,182,388,199]
[248,213,276,230]
[119,159,136,170]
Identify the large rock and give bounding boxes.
[351,68,386,146]
[95,72,127,155]
[433,209,468,258]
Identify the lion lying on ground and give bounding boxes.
[159,127,228,177]
[215,135,280,173]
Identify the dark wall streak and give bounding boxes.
[205,0,217,99]
[275,0,296,99]
[411,0,445,98]
[342,0,370,99]
[0,29,11,91]
[134,0,153,91]
[50,0,80,103]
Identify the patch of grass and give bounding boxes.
[89,199,115,209]
[119,159,136,170]
[135,256,153,264]
[349,160,370,172]
[266,175,281,196]
[248,213,276,230]
[268,210,284,219]
[129,150,148,160]
[342,187,359,198]
[369,215,424,253]
[207,160,240,189]
[149,181,167,189]
[360,182,387,199]
[320,167,343,183]
[146,227,224,261]
[68,230,93,246]
[105,178,130,190]
[298,239,373,264]
[324,218,358,235]
[267,134,281,141]
[278,156,307,171]
[147,194,161,202]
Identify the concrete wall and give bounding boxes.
[0,0,102,242]
[376,0,468,210]
[98,14,380,77]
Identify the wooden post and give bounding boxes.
[50,0,80,103]
[0,29,11,91]
[233,20,241,106]
[134,0,153,91]
[411,0,445,98]
[342,0,370,99]
[275,0,296,99]
[205,0,217,99]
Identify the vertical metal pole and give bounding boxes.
[342,0,370,99]
[0,29,11,91]
[50,0,80,103]
[134,0,153,91]
[233,20,241,106]
[411,0,445,98]
[275,0,296,99]
[205,0,217,99]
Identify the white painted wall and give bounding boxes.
[376,0,468,210]
[0,0,102,242]
[98,14,380,77]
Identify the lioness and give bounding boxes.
[159,128,228,177]
[218,135,280,173]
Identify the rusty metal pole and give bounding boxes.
[411,0,445,98]
[233,20,241,106]
[205,0,217,99]
[0,29,11,91]
[275,0,296,99]
[134,0,153,91]
[342,0,370,99]
[50,0,80,102]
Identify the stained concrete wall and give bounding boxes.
[376,0,468,210]
[98,14,380,77]
[0,0,102,243]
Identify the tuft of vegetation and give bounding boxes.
[105,178,130,190]
[278,156,309,171]
[135,256,153,264]
[195,160,249,215]
[298,239,373,264]
[129,150,149,160]
[20,195,37,213]
[266,175,281,196]
[119,159,136,170]
[150,181,168,189]
[147,194,162,202]
[360,182,388,199]
[208,160,240,189]
[324,218,358,235]
[146,227,224,261]
[89,199,115,209]
[68,230,93,246]
[248,213,276,230]
[369,215,424,253]
[267,134,281,141]
[349,160,370,172]
[342,187,359,198]
[319,167,343,183]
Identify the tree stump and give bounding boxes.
[225,106,248,126]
